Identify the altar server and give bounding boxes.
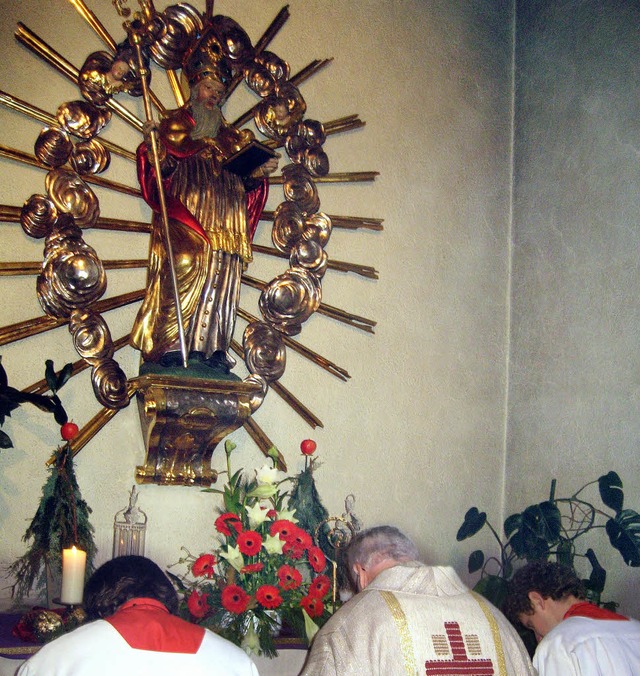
[505,559,640,675]
[17,555,258,676]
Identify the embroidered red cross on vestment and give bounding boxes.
[424,621,494,675]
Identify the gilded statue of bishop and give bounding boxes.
[131,26,279,373]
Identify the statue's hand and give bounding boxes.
[253,154,280,178]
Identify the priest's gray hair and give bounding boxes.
[347,525,419,571]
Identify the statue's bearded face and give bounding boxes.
[190,77,225,140]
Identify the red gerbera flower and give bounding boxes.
[221,585,250,614]
[270,519,297,540]
[256,584,283,610]
[290,527,312,550]
[308,574,331,598]
[192,554,216,578]
[187,589,210,619]
[283,540,306,560]
[215,512,243,536]
[300,593,324,618]
[277,564,302,590]
[307,545,327,573]
[240,562,264,574]
[237,530,263,556]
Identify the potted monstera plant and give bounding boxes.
[456,471,640,612]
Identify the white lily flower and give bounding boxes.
[263,533,285,555]
[277,507,298,523]
[255,464,279,485]
[245,502,270,528]
[219,544,244,572]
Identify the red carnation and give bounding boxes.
[300,593,324,618]
[309,574,331,599]
[240,562,264,574]
[307,546,327,573]
[215,512,243,536]
[237,530,263,556]
[192,554,216,578]
[221,585,250,614]
[267,509,278,519]
[256,585,283,610]
[270,519,297,540]
[278,564,303,590]
[187,590,210,619]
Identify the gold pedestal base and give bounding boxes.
[130,374,263,486]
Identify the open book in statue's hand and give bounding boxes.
[222,140,278,177]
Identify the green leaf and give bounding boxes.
[598,471,623,513]
[45,360,57,393]
[473,574,509,609]
[55,363,74,391]
[468,549,484,574]
[606,509,640,566]
[504,512,522,537]
[0,429,13,448]
[456,507,486,541]
[0,356,7,389]
[584,548,606,594]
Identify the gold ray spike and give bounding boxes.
[243,416,287,472]
[0,144,141,197]
[1,205,151,233]
[230,340,323,429]
[250,243,378,280]
[0,289,144,347]
[166,70,185,108]
[242,274,376,334]
[232,58,333,128]
[237,307,350,381]
[0,89,136,160]
[47,402,131,465]
[254,5,290,55]
[269,171,379,185]
[260,210,384,232]
[24,335,130,395]
[66,0,118,51]
[324,115,366,136]
[0,260,146,276]
[289,58,333,88]
[222,5,291,104]
[15,24,143,132]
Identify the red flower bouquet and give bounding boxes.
[170,440,335,657]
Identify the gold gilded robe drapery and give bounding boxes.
[131,107,263,364]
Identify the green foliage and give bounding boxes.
[0,357,71,449]
[457,472,640,609]
[8,444,96,602]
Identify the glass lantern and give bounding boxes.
[113,486,147,557]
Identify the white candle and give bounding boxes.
[60,546,87,605]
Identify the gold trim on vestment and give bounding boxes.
[472,591,507,676]
[379,590,418,676]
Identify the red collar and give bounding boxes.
[564,601,628,622]
[107,597,205,652]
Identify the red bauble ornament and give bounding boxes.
[61,422,79,441]
[300,439,317,456]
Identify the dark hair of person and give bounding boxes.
[346,525,419,582]
[83,555,179,620]
[503,560,586,624]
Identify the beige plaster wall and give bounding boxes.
[507,0,640,616]
[0,0,508,611]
